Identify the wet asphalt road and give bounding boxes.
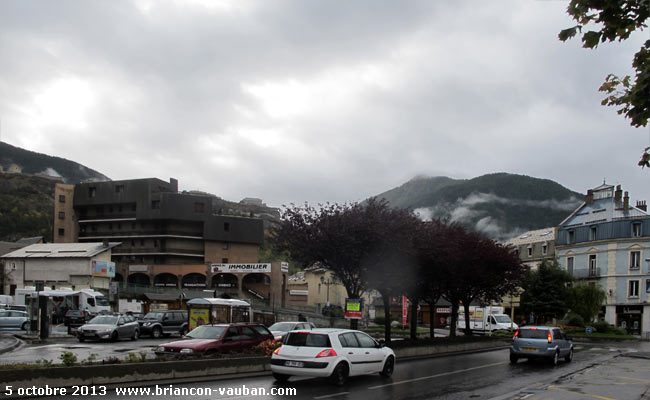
[14,341,650,400]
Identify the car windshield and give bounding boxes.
[269,322,296,331]
[95,296,110,306]
[518,329,549,339]
[186,326,226,339]
[88,316,118,325]
[494,315,512,323]
[144,312,165,320]
[285,332,331,347]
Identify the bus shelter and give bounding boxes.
[186,298,251,331]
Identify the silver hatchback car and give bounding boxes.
[510,326,573,365]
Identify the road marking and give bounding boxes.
[614,376,650,384]
[547,385,615,400]
[313,392,350,399]
[368,361,506,389]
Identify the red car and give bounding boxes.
[154,323,273,357]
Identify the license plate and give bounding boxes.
[285,361,304,367]
[523,347,537,352]
[84,332,94,336]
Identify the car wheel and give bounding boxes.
[132,330,139,341]
[565,348,573,362]
[550,350,559,366]
[380,356,394,378]
[330,362,349,386]
[273,373,290,382]
[509,354,519,364]
[111,331,119,342]
[152,327,162,338]
[21,321,29,331]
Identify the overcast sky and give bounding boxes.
[1,0,648,207]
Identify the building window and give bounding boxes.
[88,187,96,197]
[632,223,642,237]
[589,254,598,276]
[154,239,158,247]
[131,240,135,246]
[224,222,230,232]
[58,228,65,236]
[151,200,160,209]
[630,251,641,270]
[223,242,229,250]
[568,230,575,244]
[132,222,136,229]
[194,202,205,213]
[118,205,122,212]
[140,239,145,246]
[527,246,532,257]
[132,204,137,211]
[59,195,65,203]
[628,280,640,298]
[222,258,228,263]
[542,244,548,255]
[117,223,121,230]
[91,225,97,232]
[58,211,65,220]
[567,257,574,275]
[115,185,124,193]
[108,206,113,213]
[590,226,597,241]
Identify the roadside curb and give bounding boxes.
[0,335,21,355]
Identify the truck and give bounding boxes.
[457,306,518,334]
[14,287,111,316]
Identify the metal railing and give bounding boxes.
[573,267,601,278]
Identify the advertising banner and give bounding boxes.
[189,308,210,330]
[210,263,271,274]
[92,260,116,278]
[345,298,363,319]
[402,296,408,325]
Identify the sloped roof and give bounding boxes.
[560,184,649,227]
[505,228,556,246]
[2,242,121,259]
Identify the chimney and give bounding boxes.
[624,191,629,211]
[615,185,622,202]
[102,239,109,247]
[637,200,647,212]
[585,189,594,205]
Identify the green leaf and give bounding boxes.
[558,27,578,41]
[582,31,602,48]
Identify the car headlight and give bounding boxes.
[144,322,152,326]
[179,348,194,354]
[274,335,283,341]
[155,346,166,352]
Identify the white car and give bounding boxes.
[271,328,395,385]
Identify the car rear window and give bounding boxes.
[518,329,549,339]
[285,332,331,347]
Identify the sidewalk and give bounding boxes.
[500,351,650,400]
[0,334,21,355]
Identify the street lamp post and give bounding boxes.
[320,276,333,305]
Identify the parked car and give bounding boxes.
[154,323,274,358]
[510,326,573,365]
[64,310,91,327]
[0,310,29,331]
[271,328,395,385]
[268,321,315,342]
[76,314,140,342]
[139,310,188,338]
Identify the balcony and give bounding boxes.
[573,267,601,279]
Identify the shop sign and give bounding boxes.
[129,265,149,272]
[436,307,451,314]
[211,263,271,274]
[345,298,363,319]
[281,262,289,273]
[290,290,308,296]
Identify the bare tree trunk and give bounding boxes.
[464,303,473,336]
[429,302,435,338]
[449,302,458,338]
[410,299,418,340]
[383,293,392,344]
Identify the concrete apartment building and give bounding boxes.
[556,183,650,335]
[505,227,557,271]
[51,178,288,305]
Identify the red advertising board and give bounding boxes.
[402,296,408,325]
